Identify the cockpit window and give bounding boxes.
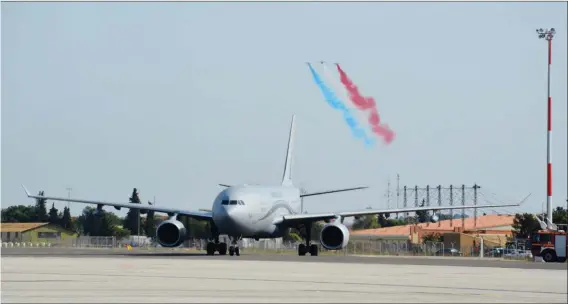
[223,200,244,206]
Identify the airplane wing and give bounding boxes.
[21,185,212,221]
[273,212,337,226]
[274,202,523,226]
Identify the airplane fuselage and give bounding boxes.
[211,184,301,238]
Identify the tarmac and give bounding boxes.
[2,254,567,303]
[2,248,567,303]
[1,247,567,270]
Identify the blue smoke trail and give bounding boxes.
[307,63,375,147]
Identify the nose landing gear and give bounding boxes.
[229,245,240,256]
[229,236,241,256]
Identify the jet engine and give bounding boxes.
[430,214,439,223]
[155,219,187,247]
[319,222,350,250]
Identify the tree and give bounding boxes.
[512,213,541,238]
[1,205,37,222]
[352,215,380,230]
[415,200,428,223]
[99,210,124,237]
[48,203,59,224]
[123,188,142,235]
[422,232,443,243]
[112,225,131,239]
[35,191,48,222]
[387,217,406,227]
[283,222,325,242]
[60,206,73,230]
[144,201,157,238]
[76,206,127,238]
[378,214,390,227]
[352,207,381,230]
[437,213,454,221]
[145,211,156,238]
[282,230,302,243]
[77,206,97,236]
[188,218,209,238]
[553,206,567,224]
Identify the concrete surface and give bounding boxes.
[2,247,567,270]
[1,256,566,303]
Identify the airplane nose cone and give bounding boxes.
[225,207,242,223]
[214,206,243,232]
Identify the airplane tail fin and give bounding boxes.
[282,115,296,186]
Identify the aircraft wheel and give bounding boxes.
[235,246,240,256]
[229,245,235,256]
[218,243,227,255]
[309,244,318,256]
[206,242,216,255]
[298,244,307,256]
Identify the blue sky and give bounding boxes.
[2,2,567,218]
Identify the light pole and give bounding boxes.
[66,187,72,209]
[300,187,307,213]
[536,27,556,229]
[474,235,484,258]
[137,189,141,238]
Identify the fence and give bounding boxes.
[0,236,534,260]
[180,238,459,257]
[1,236,118,248]
[213,238,531,259]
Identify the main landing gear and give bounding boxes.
[206,237,240,256]
[228,237,240,256]
[206,236,224,256]
[297,223,318,256]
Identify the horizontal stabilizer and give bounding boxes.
[300,186,368,197]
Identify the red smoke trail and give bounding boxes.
[335,64,395,144]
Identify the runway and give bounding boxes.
[2,247,567,270]
[2,254,567,303]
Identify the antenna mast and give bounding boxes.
[396,174,400,209]
[387,178,391,209]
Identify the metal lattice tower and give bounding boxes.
[400,184,482,228]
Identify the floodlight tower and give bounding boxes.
[536,27,556,229]
[66,187,72,209]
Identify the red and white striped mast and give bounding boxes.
[536,27,556,229]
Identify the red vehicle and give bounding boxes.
[530,230,567,262]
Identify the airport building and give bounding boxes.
[350,214,515,248]
[0,222,77,243]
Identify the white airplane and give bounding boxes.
[22,115,521,257]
